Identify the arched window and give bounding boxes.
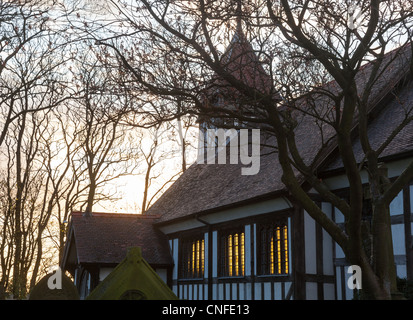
[119,290,147,300]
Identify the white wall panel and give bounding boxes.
[172,238,179,280]
[304,211,317,274]
[264,282,272,300]
[392,224,406,255]
[254,283,261,300]
[324,283,335,300]
[239,283,245,300]
[390,191,403,216]
[306,282,318,300]
[274,282,282,300]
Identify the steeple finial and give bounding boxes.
[235,0,242,34]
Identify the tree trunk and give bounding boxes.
[370,165,400,299]
[0,280,5,300]
[371,202,399,299]
[141,164,152,214]
[354,164,401,299]
[85,179,96,214]
[12,115,25,299]
[29,230,44,291]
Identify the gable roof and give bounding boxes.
[62,212,172,271]
[301,43,413,172]
[86,247,178,300]
[148,43,413,225]
[325,78,413,173]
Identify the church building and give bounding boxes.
[61,26,413,300]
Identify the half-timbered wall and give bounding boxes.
[334,186,413,300]
[168,214,294,300]
[319,158,413,299]
[163,160,413,300]
[299,202,335,300]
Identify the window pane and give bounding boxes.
[284,225,288,274]
[228,234,233,276]
[234,233,239,276]
[241,232,245,276]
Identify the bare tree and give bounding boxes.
[0,0,71,146]
[0,23,71,296]
[49,106,85,262]
[68,52,141,214]
[0,109,58,298]
[137,123,184,214]
[173,107,198,173]
[0,44,140,298]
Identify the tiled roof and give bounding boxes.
[68,212,172,266]
[149,134,289,223]
[149,43,413,224]
[325,79,413,172]
[322,45,413,171]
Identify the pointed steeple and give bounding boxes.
[197,0,278,142]
[220,7,272,95]
[235,0,242,36]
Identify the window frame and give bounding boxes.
[179,236,205,279]
[257,218,289,276]
[219,227,245,278]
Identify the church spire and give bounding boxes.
[235,0,242,35]
[217,0,273,95]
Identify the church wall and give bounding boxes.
[163,158,413,300]
[328,168,413,299]
[167,205,294,300]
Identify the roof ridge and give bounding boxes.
[71,211,161,219]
